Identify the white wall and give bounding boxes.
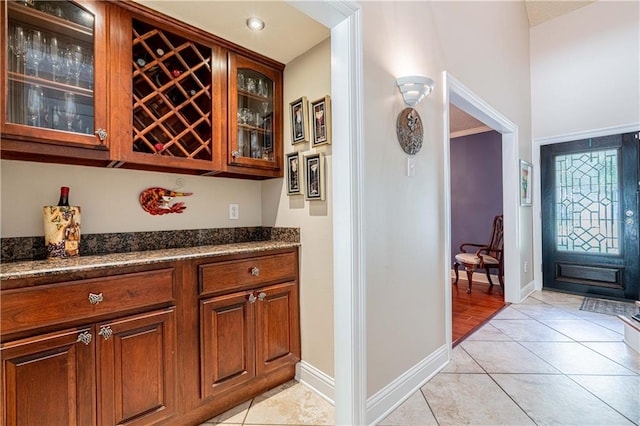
[0,160,262,237]
[359,1,532,398]
[530,0,640,293]
[531,1,640,138]
[262,38,334,378]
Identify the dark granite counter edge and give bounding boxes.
[1,226,300,263]
[1,241,300,281]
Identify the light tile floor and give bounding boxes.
[201,290,639,425]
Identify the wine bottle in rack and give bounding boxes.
[134,52,150,68]
[167,87,186,107]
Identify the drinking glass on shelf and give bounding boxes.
[26,30,45,77]
[60,92,77,131]
[257,79,265,97]
[83,53,94,89]
[9,26,27,73]
[48,36,63,81]
[246,78,256,94]
[26,85,44,127]
[64,45,84,86]
[254,112,263,127]
[237,73,245,91]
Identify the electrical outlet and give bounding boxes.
[229,204,239,220]
[524,261,529,273]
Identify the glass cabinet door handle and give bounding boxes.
[95,128,108,141]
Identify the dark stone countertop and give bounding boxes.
[0,241,300,281]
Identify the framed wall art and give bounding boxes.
[311,95,331,147]
[520,160,533,206]
[304,152,325,201]
[285,151,303,196]
[290,96,309,144]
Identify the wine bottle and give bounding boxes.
[155,48,165,57]
[134,51,150,68]
[57,186,70,206]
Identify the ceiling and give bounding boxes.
[525,0,595,27]
[133,1,330,65]
[135,0,596,135]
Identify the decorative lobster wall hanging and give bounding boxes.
[139,187,193,215]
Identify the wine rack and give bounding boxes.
[132,19,212,160]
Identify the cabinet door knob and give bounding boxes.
[98,326,113,340]
[95,128,108,141]
[251,267,260,276]
[257,292,267,301]
[232,150,240,158]
[76,331,92,345]
[247,293,257,303]
[88,292,103,305]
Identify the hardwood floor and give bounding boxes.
[452,278,506,346]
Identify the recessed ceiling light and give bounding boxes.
[246,17,265,32]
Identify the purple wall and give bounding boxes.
[450,131,503,267]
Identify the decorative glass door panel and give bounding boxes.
[554,149,620,254]
[6,1,96,136]
[541,133,639,300]
[235,68,274,162]
[131,19,212,161]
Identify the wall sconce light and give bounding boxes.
[396,75,435,106]
[395,75,434,156]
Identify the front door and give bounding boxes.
[541,132,639,301]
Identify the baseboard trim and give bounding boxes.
[295,361,335,405]
[366,344,449,425]
[450,269,499,285]
[520,280,536,302]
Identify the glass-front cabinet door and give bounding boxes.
[2,0,108,150]
[229,53,282,176]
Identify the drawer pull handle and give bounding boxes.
[98,326,113,341]
[88,293,103,305]
[251,267,260,276]
[76,331,92,345]
[247,293,257,303]
[258,292,267,301]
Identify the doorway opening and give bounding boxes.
[449,119,506,344]
[444,72,523,348]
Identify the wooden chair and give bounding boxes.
[453,215,504,294]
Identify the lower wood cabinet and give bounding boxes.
[97,308,177,426]
[1,308,177,426]
[1,246,299,425]
[200,281,299,400]
[1,327,96,426]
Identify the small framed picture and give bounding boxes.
[311,95,331,147]
[285,151,303,196]
[520,160,533,206]
[290,97,309,144]
[304,152,325,201]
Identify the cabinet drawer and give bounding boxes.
[1,269,174,335]
[200,252,297,295]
